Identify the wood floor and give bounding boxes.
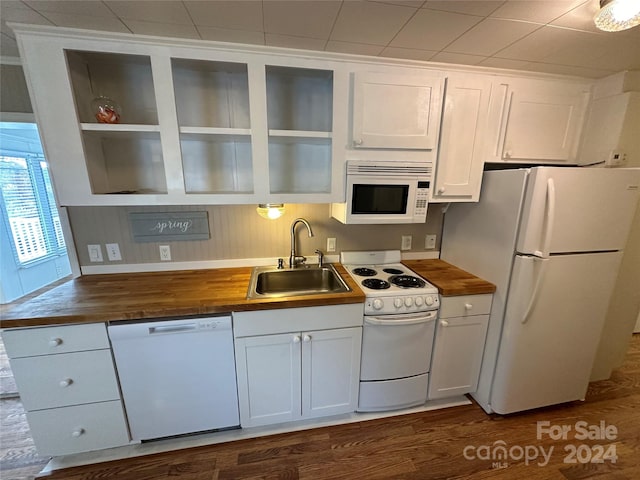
[2,335,639,480]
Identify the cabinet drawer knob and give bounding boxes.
[59,378,74,388]
[49,337,63,347]
[464,303,473,310]
[303,334,312,343]
[71,428,85,438]
[292,335,301,344]
[440,320,449,327]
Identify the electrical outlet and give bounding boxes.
[605,150,626,167]
[401,235,412,251]
[425,234,437,249]
[327,237,336,252]
[87,244,103,262]
[105,243,122,261]
[159,245,171,261]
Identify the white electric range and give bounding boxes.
[340,250,440,412]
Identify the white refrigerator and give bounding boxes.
[441,167,640,414]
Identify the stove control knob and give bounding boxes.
[372,298,384,310]
[404,297,413,307]
[425,296,434,306]
[394,298,403,309]
[415,296,424,306]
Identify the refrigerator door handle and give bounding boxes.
[533,178,556,259]
[522,258,548,324]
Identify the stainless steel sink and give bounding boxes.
[247,264,351,299]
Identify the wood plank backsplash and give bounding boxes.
[67,204,443,266]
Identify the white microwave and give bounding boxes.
[331,161,431,224]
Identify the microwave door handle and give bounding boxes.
[365,311,437,326]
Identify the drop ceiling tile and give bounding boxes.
[494,25,572,62]
[325,40,385,56]
[184,1,263,31]
[37,13,129,33]
[24,0,116,17]
[431,51,487,66]
[423,1,504,17]
[522,61,615,78]
[197,26,265,45]
[330,1,417,45]
[264,1,341,39]
[1,32,19,56]
[586,34,640,71]
[445,18,541,56]
[265,33,327,51]
[490,0,588,24]
[105,1,192,25]
[390,8,484,50]
[368,0,425,7]
[478,57,533,70]
[121,20,200,39]
[1,3,53,37]
[380,46,438,61]
[550,0,601,33]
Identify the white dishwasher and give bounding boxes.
[108,316,239,441]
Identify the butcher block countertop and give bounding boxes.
[0,264,365,329]
[403,259,496,297]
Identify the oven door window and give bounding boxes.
[351,184,409,214]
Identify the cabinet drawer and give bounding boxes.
[439,294,493,318]
[2,323,109,358]
[27,400,130,456]
[10,350,120,411]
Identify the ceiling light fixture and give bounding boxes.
[594,0,640,32]
[256,203,285,220]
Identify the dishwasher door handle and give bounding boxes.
[148,324,198,334]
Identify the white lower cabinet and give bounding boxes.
[428,294,491,400]
[233,304,363,428]
[2,323,130,456]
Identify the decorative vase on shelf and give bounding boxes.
[92,96,121,124]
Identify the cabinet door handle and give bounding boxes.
[292,335,301,344]
[354,138,363,146]
[303,334,312,342]
[440,320,449,327]
[59,378,73,388]
[49,337,63,347]
[71,428,85,438]
[438,187,446,194]
[464,303,473,310]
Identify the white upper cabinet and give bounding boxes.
[14,25,347,206]
[351,70,444,150]
[432,73,491,203]
[486,77,591,164]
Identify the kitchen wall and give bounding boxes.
[67,203,443,268]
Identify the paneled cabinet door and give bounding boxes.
[486,78,590,164]
[432,74,491,202]
[352,71,443,149]
[234,333,302,428]
[428,315,489,400]
[301,327,362,419]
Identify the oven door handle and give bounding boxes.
[364,311,437,326]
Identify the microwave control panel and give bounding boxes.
[415,181,430,219]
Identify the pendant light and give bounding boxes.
[594,0,640,32]
[256,204,285,220]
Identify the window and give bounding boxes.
[0,154,66,264]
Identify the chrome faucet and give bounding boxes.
[289,218,314,268]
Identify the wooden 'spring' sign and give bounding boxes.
[129,212,210,242]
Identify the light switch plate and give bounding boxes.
[401,235,412,251]
[87,244,103,262]
[327,237,336,252]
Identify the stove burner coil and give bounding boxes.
[362,278,391,290]
[390,275,426,289]
[353,267,377,277]
[382,268,404,275]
